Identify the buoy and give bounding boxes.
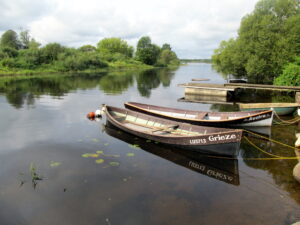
[87,112,96,120]
[95,109,102,118]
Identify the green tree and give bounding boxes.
[161,43,171,51]
[97,37,133,59]
[79,45,96,52]
[212,0,300,83]
[136,36,161,65]
[0,30,20,49]
[28,38,41,49]
[40,43,65,64]
[19,30,31,49]
[274,56,300,86]
[157,49,179,66]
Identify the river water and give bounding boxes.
[0,63,300,225]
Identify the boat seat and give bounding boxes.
[196,113,207,120]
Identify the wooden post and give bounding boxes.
[296,92,300,103]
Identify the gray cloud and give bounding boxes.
[0,0,258,58]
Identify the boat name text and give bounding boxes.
[190,134,237,144]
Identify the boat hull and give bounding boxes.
[241,106,296,116]
[239,103,300,116]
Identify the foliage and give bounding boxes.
[19,30,31,49]
[0,30,20,49]
[79,45,96,52]
[40,43,66,64]
[157,49,180,66]
[97,37,133,61]
[136,36,161,65]
[274,56,300,86]
[212,0,300,83]
[0,30,179,74]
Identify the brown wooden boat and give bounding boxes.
[102,105,243,157]
[124,102,274,127]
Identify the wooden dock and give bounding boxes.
[178,82,300,98]
[224,83,300,91]
[178,83,236,97]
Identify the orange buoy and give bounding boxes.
[87,112,96,120]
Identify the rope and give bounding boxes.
[273,109,300,125]
[243,136,281,158]
[243,129,300,151]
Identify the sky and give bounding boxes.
[0,0,259,59]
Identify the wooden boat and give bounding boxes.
[104,122,239,185]
[239,103,300,116]
[124,102,274,127]
[102,105,243,157]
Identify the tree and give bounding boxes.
[274,56,300,86]
[136,36,161,65]
[19,30,31,49]
[212,0,300,83]
[161,43,171,51]
[40,43,65,64]
[157,49,180,66]
[79,45,96,52]
[0,30,20,49]
[97,38,133,58]
[28,38,41,49]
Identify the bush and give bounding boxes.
[274,58,300,86]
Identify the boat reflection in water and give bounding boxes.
[104,122,240,186]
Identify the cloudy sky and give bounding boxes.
[0,0,259,58]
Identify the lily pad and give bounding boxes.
[104,143,109,146]
[126,153,135,157]
[50,161,61,167]
[82,153,99,158]
[91,138,100,142]
[109,162,120,167]
[146,140,152,143]
[128,144,140,149]
[96,150,104,154]
[95,159,104,164]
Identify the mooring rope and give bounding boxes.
[243,129,300,151]
[273,109,300,125]
[199,129,300,161]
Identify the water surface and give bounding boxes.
[0,63,300,225]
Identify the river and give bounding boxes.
[0,63,299,225]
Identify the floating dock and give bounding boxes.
[178,82,300,99]
[178,83,236,97]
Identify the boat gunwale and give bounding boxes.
[239,102,300,109]
[125,102,273,123]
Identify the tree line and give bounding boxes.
[0,30,180,73]
[212,0,300,85]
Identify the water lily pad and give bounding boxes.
[126,153,135,157]
[82,153,99,158]
[128,144,140,149]
[109,162,120,167]
[104,143,109,146]
[92,138,100,142]
[95,159,104,164]
[96,150,104,154]
[50,161,61,167]
[146,140,151,143]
